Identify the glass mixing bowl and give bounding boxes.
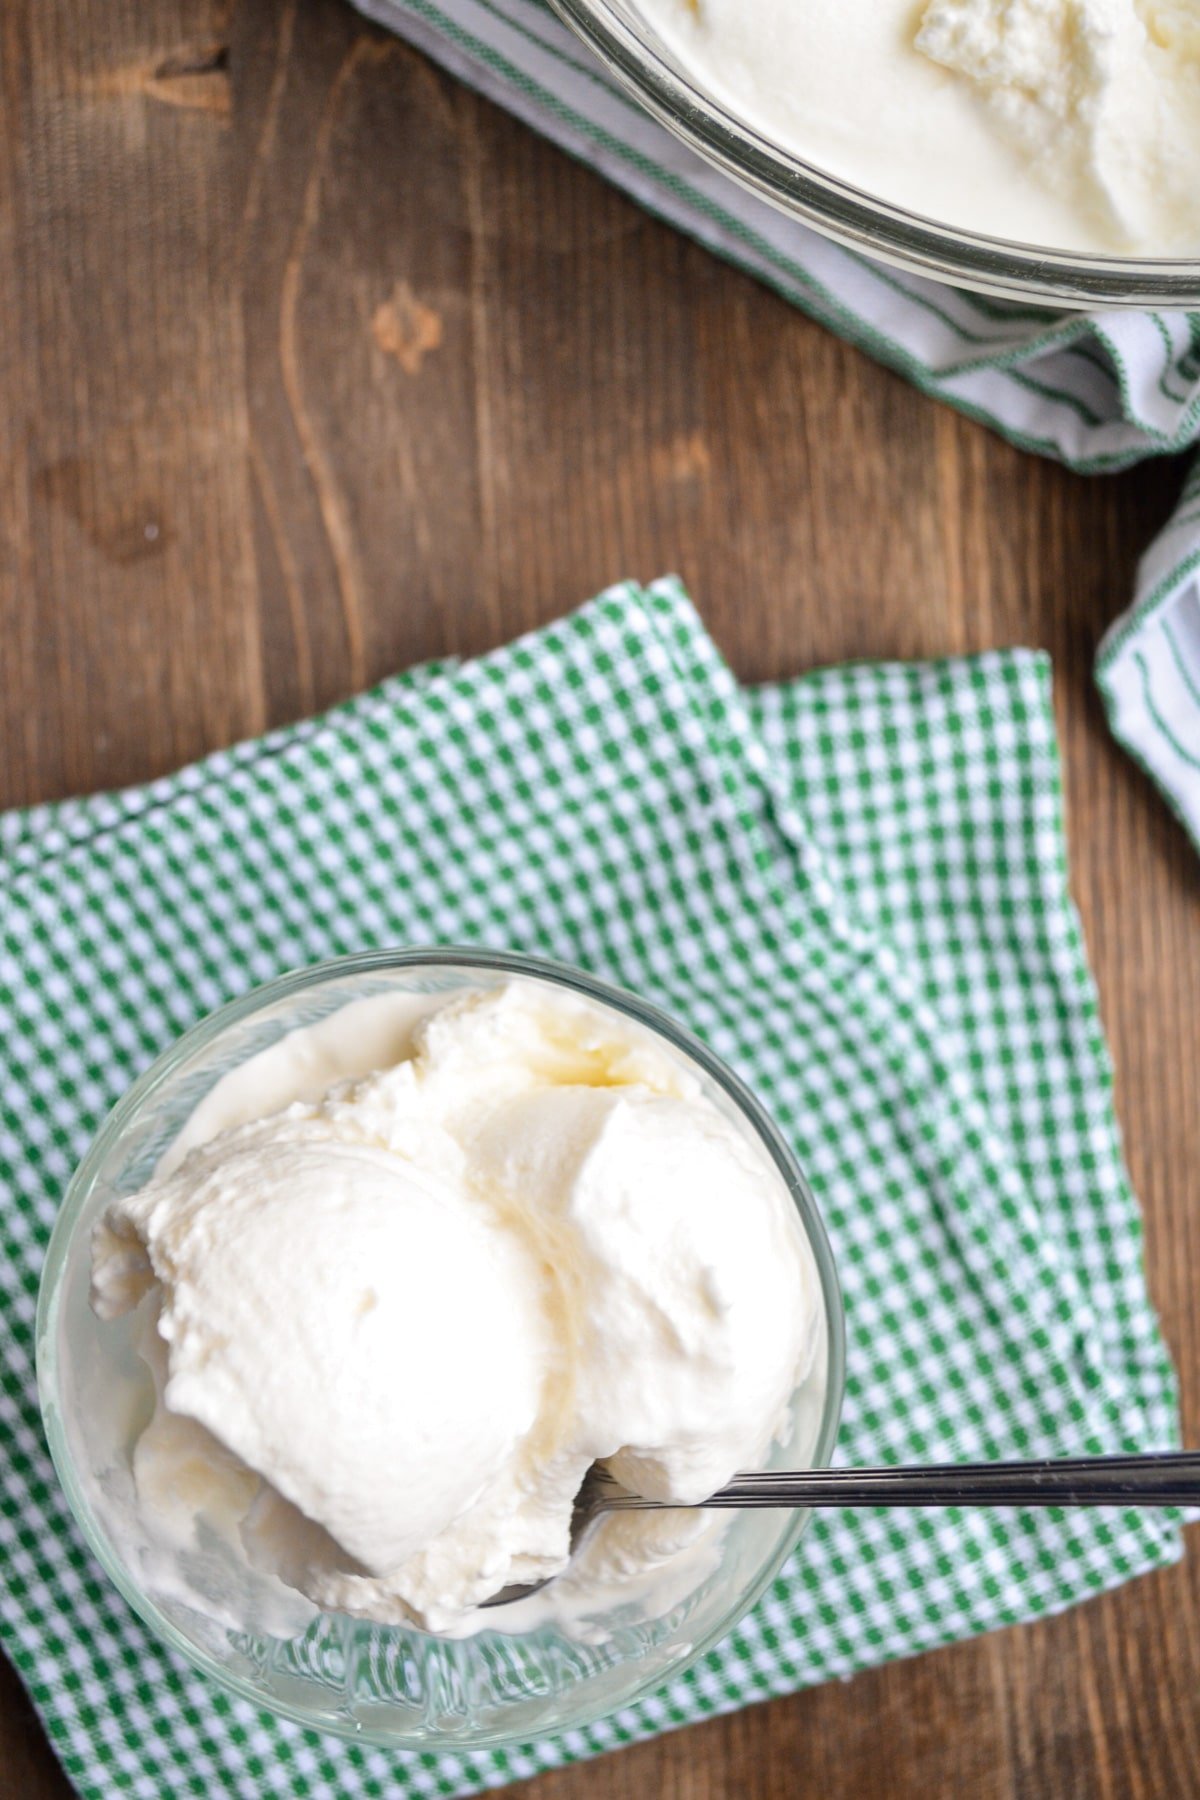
[37,948,845,1751]
[547,0,1200,308]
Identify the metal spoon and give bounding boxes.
[481,1452,1200,1608]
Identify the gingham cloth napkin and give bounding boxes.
[351,0,1200,850]
[0,583,1181,1800]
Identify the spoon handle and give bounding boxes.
[602,1453,1200,1511]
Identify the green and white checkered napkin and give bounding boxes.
[352,0,1200,851]
[0,582,1181,1799]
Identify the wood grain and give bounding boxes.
[1,2,1198,1796]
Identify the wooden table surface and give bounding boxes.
[3,2,1199,1796]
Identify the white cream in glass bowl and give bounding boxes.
[547,0,1200,304]
[37,948,844,1750]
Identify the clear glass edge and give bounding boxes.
[548,0,1200,309]
[35,945,847,1751]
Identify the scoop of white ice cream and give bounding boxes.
[95,1124,548,1584]
[92,979,822,1634]
[472,1084,816,1503]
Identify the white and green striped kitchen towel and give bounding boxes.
[350,0,1200,850]
[0,582,1181,1800]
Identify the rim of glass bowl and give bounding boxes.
[37,946,846,1748]
[545,0,1200,309]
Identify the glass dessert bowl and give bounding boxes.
[37,948,845,1751]
[546,0,1200,308]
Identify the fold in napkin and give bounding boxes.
[350,0,1200,851]
[0,584,1180,1800]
